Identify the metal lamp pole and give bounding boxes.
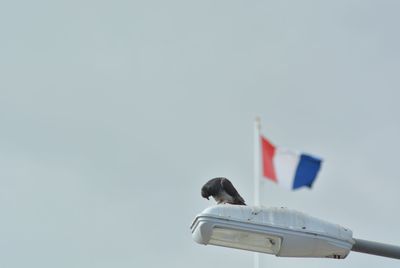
[352,238,400,259]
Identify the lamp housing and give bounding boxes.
[190,205,354,259]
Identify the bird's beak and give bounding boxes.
[206,197,209,200]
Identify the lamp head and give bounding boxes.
[191,205,354,259]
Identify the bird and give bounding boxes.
[201,177,246,205]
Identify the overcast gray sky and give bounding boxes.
[1,0,400,267]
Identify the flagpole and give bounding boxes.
[254,117,261,206]
[254,117,261,268]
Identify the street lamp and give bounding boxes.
[190,205,400,259]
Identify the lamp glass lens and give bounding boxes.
[209,227,281,254]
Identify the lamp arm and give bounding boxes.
[352,238,400,260]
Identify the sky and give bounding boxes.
[1,0,400,267]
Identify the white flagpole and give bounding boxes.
[254,117,261,206]
[253,117,261,268]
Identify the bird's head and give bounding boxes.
[201,186,210,200]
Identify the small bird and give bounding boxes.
[201,177,246,205]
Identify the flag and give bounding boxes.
[260,135,322,190]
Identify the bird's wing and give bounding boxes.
[221,178,245,204]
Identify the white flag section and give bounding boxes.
[273,148,303,190]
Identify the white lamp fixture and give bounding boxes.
[191,205,354,259]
